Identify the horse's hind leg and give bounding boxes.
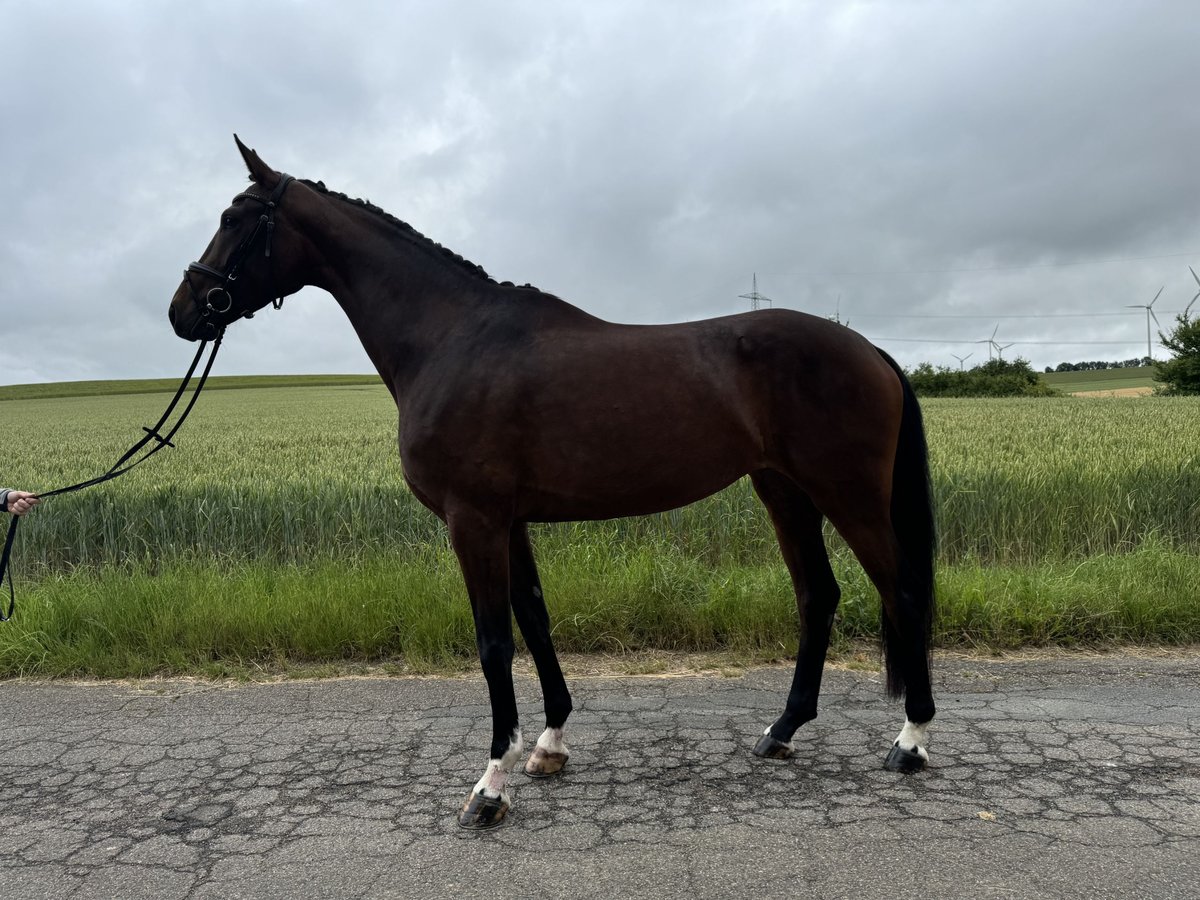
[509,524,573,778]
[822,500,936,772]
[749,470,842,760]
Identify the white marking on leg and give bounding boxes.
[536,726,568,757]
[473,729,523,801]
[763,725,795,752]
[893,719,930,761]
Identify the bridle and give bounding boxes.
[3,174,301,622]
[182,172,294,329]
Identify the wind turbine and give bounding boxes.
[976,325,1001,360]
[951,352,973,371]
[995,341,1015,361]
[1127,286,1164,360]
[1185,267,1200,320]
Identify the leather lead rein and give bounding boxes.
[4,174,293,620]
[0,330,224,621]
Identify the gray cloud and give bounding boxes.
[2,0,1198,385]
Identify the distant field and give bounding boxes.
[1,378,1197,676]
[1040,366,1158,394]
[1,368,1159,400]
[0,373,382,402]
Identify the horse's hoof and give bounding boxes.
[525,746,569,778]
[752,733,794,759]
[457,791,510,829]
[884,743,927,773]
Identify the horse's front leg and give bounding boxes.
[509,524,572,777]
[448,509,522,829]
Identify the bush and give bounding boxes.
[1154,314,1200,395]
[908,358,1057,398]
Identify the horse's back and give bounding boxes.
[401,303,903,521]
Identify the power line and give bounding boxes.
[988,340,1146,346]
[868,337,1140,346]
[851,311,1141,320]
[813,250,1198,278]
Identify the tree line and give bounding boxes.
[899,313,1200,397]
[1044,357,1151,373]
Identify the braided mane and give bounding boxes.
[299,178,535,290]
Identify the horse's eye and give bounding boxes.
[221,215,236,230]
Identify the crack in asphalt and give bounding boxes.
[0,656,1196,899]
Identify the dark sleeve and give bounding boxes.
[0,489,10,513]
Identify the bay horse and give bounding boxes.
[168,137,937,829]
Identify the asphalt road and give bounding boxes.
[1,654,1197,899]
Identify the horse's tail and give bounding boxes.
[876,349,937,698]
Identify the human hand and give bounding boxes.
[5,492,39,516]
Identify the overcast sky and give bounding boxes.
[2,0,1198,385]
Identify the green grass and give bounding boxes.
[1040,366,1157,394]
[1,540,1194,679]
[1,379,1198,677]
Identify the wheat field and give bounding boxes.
[4,387,1197,569]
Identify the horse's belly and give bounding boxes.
[517,428,757,521]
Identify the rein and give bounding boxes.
[0,330,224,621]
[2,172,294,620]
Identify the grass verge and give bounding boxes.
[2,541,1196,679]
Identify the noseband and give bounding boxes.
[183,173,294,322]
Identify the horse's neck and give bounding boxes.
[303,200,490,394]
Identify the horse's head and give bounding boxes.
[169,136,307,341]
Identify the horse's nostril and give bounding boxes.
[168,306,176,325]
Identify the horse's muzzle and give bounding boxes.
[169,300,218,343]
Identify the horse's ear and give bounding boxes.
[233,134,279,186]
